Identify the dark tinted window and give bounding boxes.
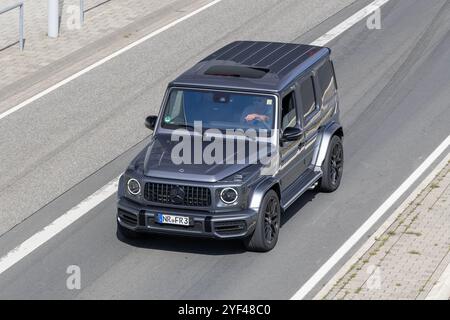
[300,77,316,118]
[317,60,336,103]
[204,65,269,79]
[162,89,276,130]
[281,91,297,130]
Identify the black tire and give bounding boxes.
[243,190,281,252]
[319,135,344,193]
[117,221,141,239]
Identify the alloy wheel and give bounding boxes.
[330,142,343,185]
[264,197,279,243]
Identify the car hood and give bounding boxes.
[142,134,254,183]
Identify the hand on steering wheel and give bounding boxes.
[244,114,270,130]
[245,113,269,122]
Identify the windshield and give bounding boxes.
[161,88,276,131]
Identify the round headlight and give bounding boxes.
[127,178,141,195]
[220,187,238,204]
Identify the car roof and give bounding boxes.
[170,41,330,93]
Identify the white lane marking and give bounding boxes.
[314,152,450,299]
[0,178,119,275]
[291,135,450,300]
[311,0,390,46]
[0,0,395,276]
[0,0,224,121]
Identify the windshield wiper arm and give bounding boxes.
[169,123,195,131]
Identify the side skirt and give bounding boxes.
[280,169,322,210]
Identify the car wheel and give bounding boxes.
[319,135,344,192]
[117,221,141,239]
[243,190,280,252]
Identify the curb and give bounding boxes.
[426,259,450,300]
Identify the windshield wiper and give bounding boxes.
[167,123,195,131]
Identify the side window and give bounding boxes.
[317,60,336,104]
[281,91,297,130]
[165,89,185,122]
[299,76,316,118]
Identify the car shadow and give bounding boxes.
[117,230,246,256]
[117,189,318,255]
[281,189,318,226]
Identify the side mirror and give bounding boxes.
[145,116,158,130]
[281,127,302,142]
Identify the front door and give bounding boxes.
[279,90,307,191]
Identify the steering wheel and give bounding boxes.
[251,118,271,131]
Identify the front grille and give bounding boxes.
[144,183,211,207]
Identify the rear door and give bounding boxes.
[298,74,320,168]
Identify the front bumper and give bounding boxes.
[117,197,258,239]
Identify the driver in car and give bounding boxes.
[242,97,274,124]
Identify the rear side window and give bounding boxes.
[299,77,316,118]
[317,60,336,103]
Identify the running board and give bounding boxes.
[281,170,322,210]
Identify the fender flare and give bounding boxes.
[313,122,343,169]
[248,177,281,210]
[117,174,126,199]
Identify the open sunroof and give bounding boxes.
[204,65,269,79]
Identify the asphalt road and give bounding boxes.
[0,0,449,299]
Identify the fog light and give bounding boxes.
[127,178,141,195]
[220,187,238,204]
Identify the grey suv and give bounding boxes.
[117,41,343,252]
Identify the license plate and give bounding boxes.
[156,213,191,226]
